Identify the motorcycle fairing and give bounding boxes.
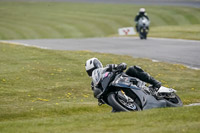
[92,68,114,91]
[101,72,114,91]
[129,88,166,110]
[112,75,166,109]
[138,17,150,28]
[93,71,115,99]
[111,74,140,90]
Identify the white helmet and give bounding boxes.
[139,8,146,13]
[85,58,103,76]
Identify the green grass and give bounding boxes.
[1,106,200,133]
[149,24,200,40]
[0,2,200,40]
[0,42,200,132]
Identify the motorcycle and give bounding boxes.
[137,17,150,40]
[92,67,183,112]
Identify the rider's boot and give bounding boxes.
[148,76,162,91]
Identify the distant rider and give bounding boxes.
[85,58,161,97]
[134,8,149,32]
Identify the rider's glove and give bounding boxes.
[116,63,127,71]
[106,64,117,71]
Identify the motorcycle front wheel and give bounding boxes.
[107,92,141,112]
[139,28,147,40]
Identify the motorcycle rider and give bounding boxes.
[134,8,149,32]
[85,58,161,95]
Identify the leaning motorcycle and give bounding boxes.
[137,17,150,40]
[92,67,183,112]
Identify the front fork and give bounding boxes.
[120,90,134,103]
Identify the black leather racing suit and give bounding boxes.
[125,65,161,89]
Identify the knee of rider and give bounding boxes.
[133,65,144,72]
[126,66,138,77]
[138,72,151,81]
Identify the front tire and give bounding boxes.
[143,32,147,39]
[139,28,144,40]
[107,92,141,112]
[139,28,147,40]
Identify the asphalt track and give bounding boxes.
[3,37,200,69]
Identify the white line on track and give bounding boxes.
[0,40,50,49]
[185,103,200,106]
[114,37,200,43]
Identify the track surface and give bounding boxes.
[4,37,200,69]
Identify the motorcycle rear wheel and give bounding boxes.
[107,92,141,112]
[164,94,183,107]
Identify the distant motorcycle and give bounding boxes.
[92,66,183,112]
[138,17,150,40]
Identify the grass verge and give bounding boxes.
[0,2,200,40]
[0,42,200,132]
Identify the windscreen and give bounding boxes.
[138,17,149,26]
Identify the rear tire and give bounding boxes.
[164,94,183,107]
[107,92,141,112]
